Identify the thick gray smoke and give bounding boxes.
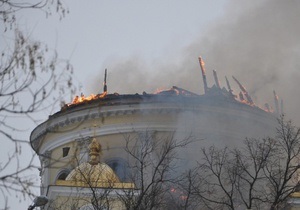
[88,0,300,124]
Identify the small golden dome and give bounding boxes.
[66,137,120,184]
[66,162,119,183]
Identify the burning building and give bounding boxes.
[30,58,280,209]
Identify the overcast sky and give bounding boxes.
[7,1,226,93]
[5,0,297,124]
[1,0,300,208]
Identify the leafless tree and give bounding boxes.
[47,132,197,210]
[165,168,202,210]
[264,116,300,210]
[0,1,75,208]
[232,137,276,209]
[0,29,76,209]
[117,131,196,210]
[47,167,116,210]
[193,146,238,210]
[193,116,300,210]
[1,0,68,31]
[43,138,118,210]
[43,117,300,210]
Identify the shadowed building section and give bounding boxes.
[30,59,283,209]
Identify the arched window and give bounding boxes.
[56,169,70,181]
[106,158,129,182]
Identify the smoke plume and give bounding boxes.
[88,0,300,124]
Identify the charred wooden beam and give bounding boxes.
[232,76,254,105]
[273,90,279,114]
[213,70,221,89]
[198,56,208,94]
[225,76,234,97]
[280,99,284,115]
[103,68,107,93]
[239,92,245,101]
[264,103,271,112]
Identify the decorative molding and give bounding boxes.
[31,106,182,145]
[76,136,92,151]
[31,105,165,143]
[38,123,178,155]
[31,101,276,153]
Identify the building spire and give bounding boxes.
[103,68,107,93]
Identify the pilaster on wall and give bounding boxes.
[40,150,51,195]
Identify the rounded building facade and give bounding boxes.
[30,88,277,209]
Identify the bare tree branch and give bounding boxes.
[0,0,68,31]
[193,116,300,210]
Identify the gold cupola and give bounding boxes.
[65,138,120,185]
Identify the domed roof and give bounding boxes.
[66,137,120,184]
[66,162,119,183]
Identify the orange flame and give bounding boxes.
[154,87,167,94]
[68,92,107,106]
[154,87,181,95]
[199,57,205,67]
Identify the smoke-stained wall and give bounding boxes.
[88,0,300,125]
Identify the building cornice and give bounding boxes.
[31,96,275,154]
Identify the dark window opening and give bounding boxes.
[107,159,129,182]
[62,147,70,157]
[57,172,69,180]
[111,162,118,171]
